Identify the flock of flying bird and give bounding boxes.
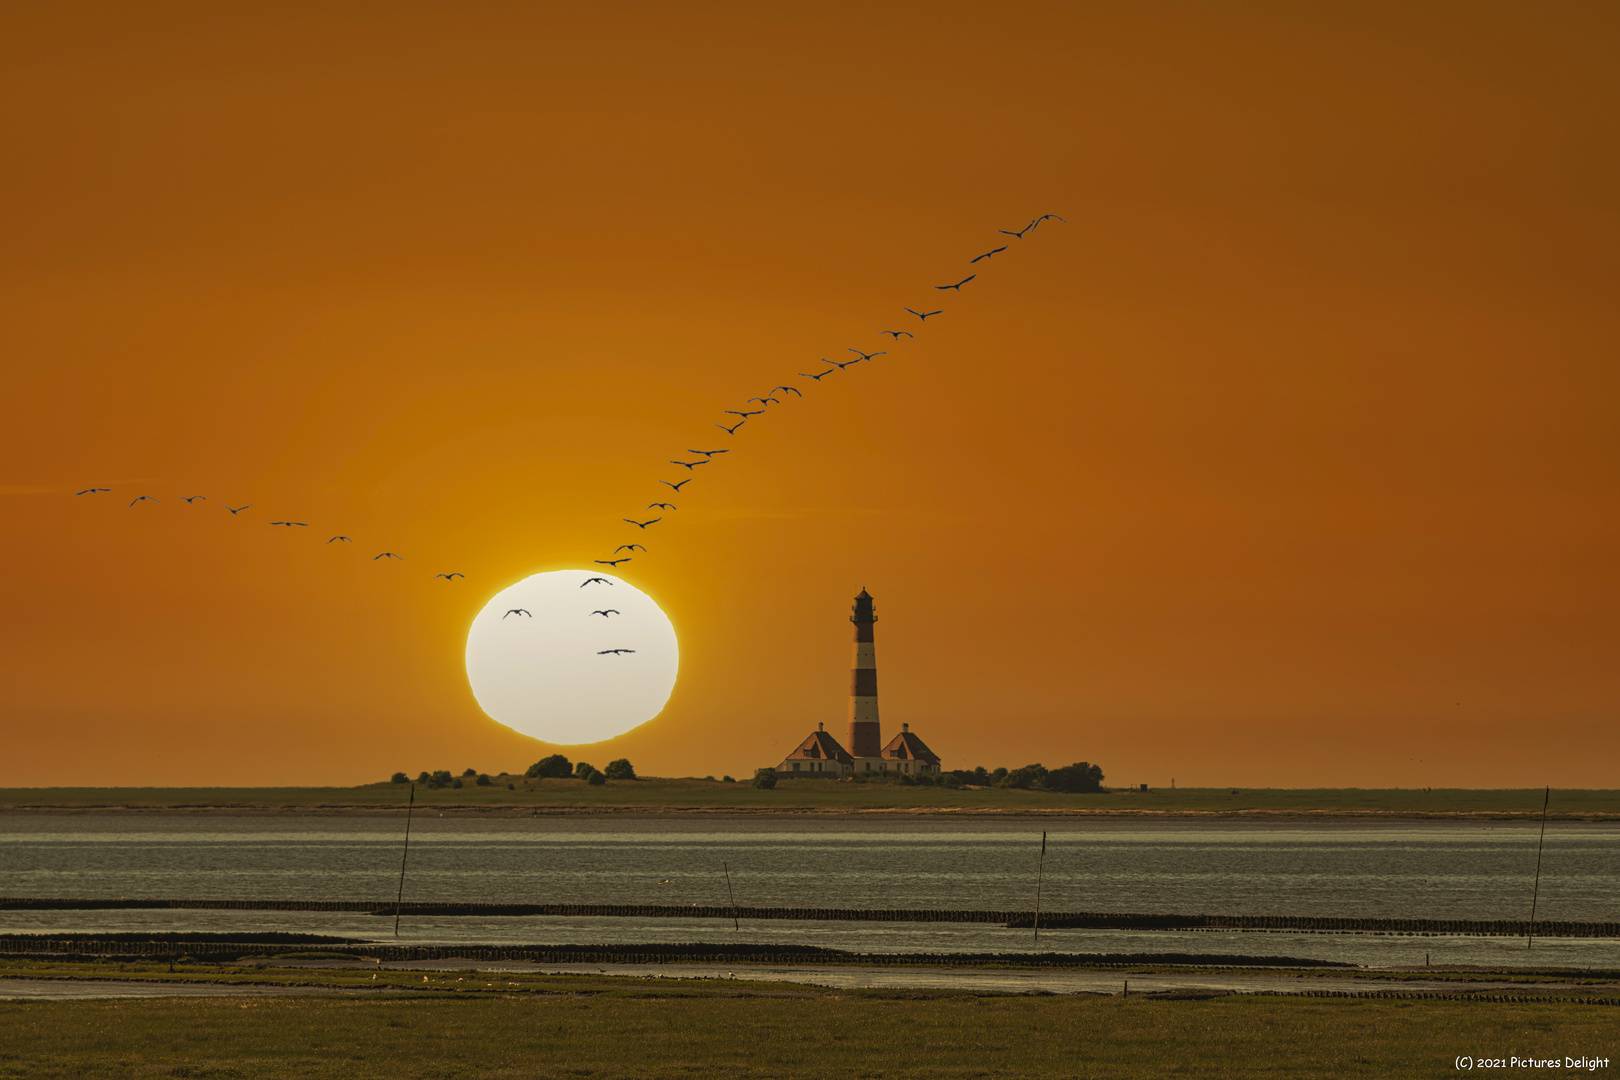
[72,213,1064,660]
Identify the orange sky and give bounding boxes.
[2,2,1616,787]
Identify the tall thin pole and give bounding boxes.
[1527,786,1550,949]
[394,784,416,937]
[722,861,739,932]
[1033,831,1047,946]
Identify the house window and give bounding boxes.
[792,762,800,772]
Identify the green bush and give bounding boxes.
[722,775,735,783]
[752,769,777,790]
[1043,761,1105,793]
[390,772,409,784]
[461,768,478,777]
[416,771,431,785]
[452,777,463,789]
[475,773,492,786]
[574,761,596,780]
[604,758,636,781]
[526,754,572,779]
[586,768,607,786]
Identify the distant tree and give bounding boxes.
[574,761,596,780]
[752,769,777,790]
[461,768,478,777]
[604,758,636,781]
[1000,764,1047,790]
[722,775,735,784]
[990,767,1009,784]
[452,777,463,789]
[1042,762,1105,793]
[390,772,409,784]
[475,773,492,787]
[585,768,607,786]
[428,770,454,789]
[416,771,431,785]
[526,755,572,779]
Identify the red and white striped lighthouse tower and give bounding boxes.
[846,588,881,758]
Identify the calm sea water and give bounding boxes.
[2,814,1615,969]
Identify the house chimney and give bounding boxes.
[902,723,909,733]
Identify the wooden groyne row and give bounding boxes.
[0,937,1347,968]
[3,897,1617,937]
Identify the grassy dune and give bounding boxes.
[0,779,1616,817]
[0,989,1613,1079]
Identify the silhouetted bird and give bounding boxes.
[904,308,942,320]
[724,409,763,418]
[771,386,802,397]
[648,502,676,510]
[226,505,251,515]
[503,609,531,618]
[614,544,646,554]
[716,420,746,434]
[687,449,729,457]
[590,610,620,617]
[182,496,206,503]
[270,521,308,527]
[373,552,401,560]
[129,496,159,507]
[660,479,690,492]
[596,558,630,567]
[74,488,110,495]
[936,274,975,291]
[669,459,709,471]
[747,396,779,406]
[597,649,636,655]
[879,330,913,339]
[971,246,1008,263]
[800,369,834,381]
[434,573,464,580]
[849,349,886,361]
[580,577,612,588]
[823,357,856,369]
[625,517,662,529]
[328,536,351,543]
[999,221,1035,238]
[1032,213,1066,227]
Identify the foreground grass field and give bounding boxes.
[1,780,1616,817]
[1,988,1614,1079]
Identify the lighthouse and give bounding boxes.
[769,588,944,778]
[847,588,881,758]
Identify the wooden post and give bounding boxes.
[1527,786,1550,949]
[723,861,739,932]
[1033,831,1047,945]
[394,784,416,937]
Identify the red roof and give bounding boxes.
[881,730,940,765]
[783,728,854,766]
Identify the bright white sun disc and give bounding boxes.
[465,570,679,745]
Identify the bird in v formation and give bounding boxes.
[504,609,531,618]
[591,609,620,617]
[75,213,1059,598]
[598,649,635,655]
